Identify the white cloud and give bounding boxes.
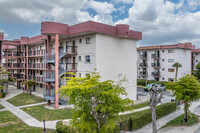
[88,0,116,14]
[0,0,88,24]
[113,0,134,4]
[187,0,200,10]
[116,0,200,47]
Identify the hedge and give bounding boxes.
[56,102,177,133]
[118,101,177,131]
[137,79,169,86]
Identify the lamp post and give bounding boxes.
[43,120,47,133]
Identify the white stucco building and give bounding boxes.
[2,21,142,105]
[137,43,194,82]
[192,49,200,70]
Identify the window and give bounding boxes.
[86,37,91,44]
[162,68,164,71]
[86,73,90,78]
[196,53,198,55]
[79,73,81,77]
[168,59,174,62]
[40,71,42,75]
[168,78,174,82]
[162,59,164,62]
[196,60,198,62]
[168,68,174,72]
[162,78,165,80]
[40,84,42,88]
[79,56,82,62]
[162,50,164,52]
[79,39,82,43]
[168,50,174,53]
[85,55,91,62]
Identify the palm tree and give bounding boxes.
[172,62,182,81]
[22,79,36,95]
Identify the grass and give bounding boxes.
[133,102,149,109]
[0,104,4,109]
[0,111,56,133]
[22,104,72,121]
[162,113,199,128]
[7,93,44,106]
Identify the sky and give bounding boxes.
[0,0,200,48]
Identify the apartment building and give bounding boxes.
[137,43,194,82]
[192,49,200,70]
[1,21,142,108]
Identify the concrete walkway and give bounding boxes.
[0,86,58,130]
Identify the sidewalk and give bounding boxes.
[0,86,58,130]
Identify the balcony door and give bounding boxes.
[73,57,75,70]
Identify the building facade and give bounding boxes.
[192,49,200,70]
[1,21,142,108]
[137,43,194,82]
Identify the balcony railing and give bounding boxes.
[13,63,24,68]
[3,51,12,56]
[28,49,45,57]
[3,63,12,68]
[139,63,148,68]
[3,51,24,57]
[28,63,45,69]
[66,63,77,71]
[151,54,160,59]
[151,63,160,68]
[66,46,77,54]
[152,72,160,77]
[13,74,24,79]
[139,71,147,77]
[139,54,148,59]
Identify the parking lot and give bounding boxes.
[137,87,175,104]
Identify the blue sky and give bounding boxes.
[0,0,200,48]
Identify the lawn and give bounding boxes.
[133,102,149,109]
[22,104,72,121]
[0,111,56,133]
[162,113,199,128]
[0,104,4,109]
[7,93,45,106]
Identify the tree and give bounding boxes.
[172,62,182,81]
[59,72,133,133]
[192,62,200,81]
[1,76,16,94]
[167,74,200,123]
[22,79,36,95]
[149,85,162,133]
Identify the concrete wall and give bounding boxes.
[96,34,137,100]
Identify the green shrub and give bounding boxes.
[56,121,120,133]
[0,92,6,98]
[118,101,177,131]
[137,79,169,87]
[56,121,76,133]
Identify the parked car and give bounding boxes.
[151,84,166,91]
[144,83,166,91]
[144,83,156,91]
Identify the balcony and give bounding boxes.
[139,71,147,77]
[28,63,45,69]
[151,54,160,59]
[151,63,160,68]
[139,63,148,68]
[66,46,77,54]
[13,63,24,68]
[139,54,148,60]
[13,74,24,79]
[152,72,160,77]
[3,51,24,57]
[3,63,24,69]
[28,50,45,57]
